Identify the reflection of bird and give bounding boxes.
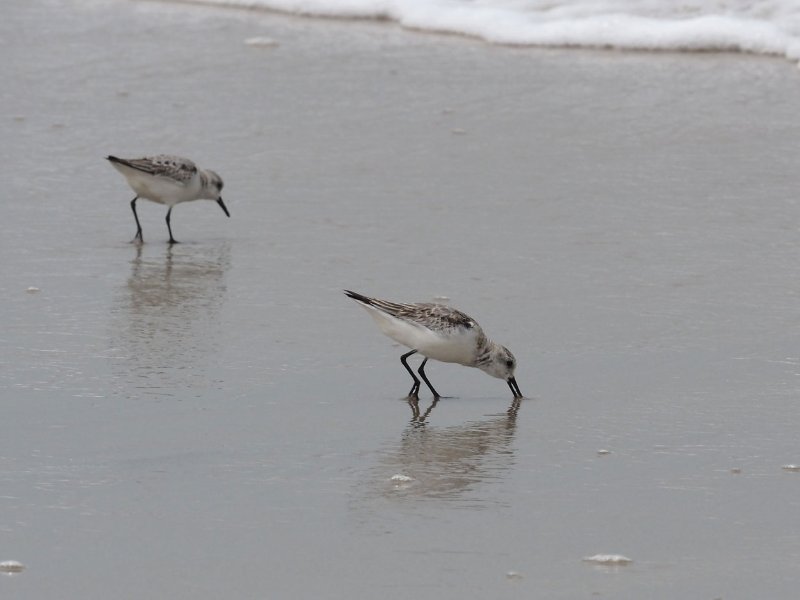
[344,290,522,399]
[107,155,230,244]
[407,397,440,424]
[109,243,230,398]
[377,397,523,501]
[408,396,520,425]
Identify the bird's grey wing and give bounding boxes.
[375,300,478,332]
[418,304,478,331]
[345,291,478,332]
[120,155,198,184]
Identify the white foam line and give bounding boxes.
[173,0,800,61]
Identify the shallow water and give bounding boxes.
[3,1,800,598]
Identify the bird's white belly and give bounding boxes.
[417,333,476,364]
[123,171,198,206]
[368,310,477,366]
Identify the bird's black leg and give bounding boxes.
[165,207,178,244]
[400,349,420,397]
[130,196,143,243]
[417,358,442,399]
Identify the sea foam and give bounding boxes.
[184,0,800,61]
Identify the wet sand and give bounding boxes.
[3,0,800,598]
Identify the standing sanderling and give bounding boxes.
[107,155,230,244]
[344,290,522,399]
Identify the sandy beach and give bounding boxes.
[3,0,800,598]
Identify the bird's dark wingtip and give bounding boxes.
[106,155,121,164]
[344,290,371,304]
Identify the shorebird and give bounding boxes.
[107,154,229,244]
[345,290,522,399]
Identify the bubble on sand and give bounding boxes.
[0,561,25,574]
[506,571,523,580]
[583,554,633,565]
[597,449,611,455]
[451,128,467,135]
[245,37,279,48]
[782,464,800,472]
[26,287,40,294]
[389,474,414,483]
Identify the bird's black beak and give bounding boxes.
[217,197,230,217]
[507,377,523,399]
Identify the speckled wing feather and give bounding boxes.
[111,155,198,184]
[344,290,478,332]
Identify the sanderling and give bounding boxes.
[107,155,230,244]
[344,290,522,399]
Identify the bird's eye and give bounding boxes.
[505,360,514,368]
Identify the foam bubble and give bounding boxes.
[583,554,633,565]
[0,561,25,574]
[245,36,280,47]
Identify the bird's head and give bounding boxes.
[477,344,522,398]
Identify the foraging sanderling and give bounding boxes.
[344,290,522,399]
[107,155,230,244]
